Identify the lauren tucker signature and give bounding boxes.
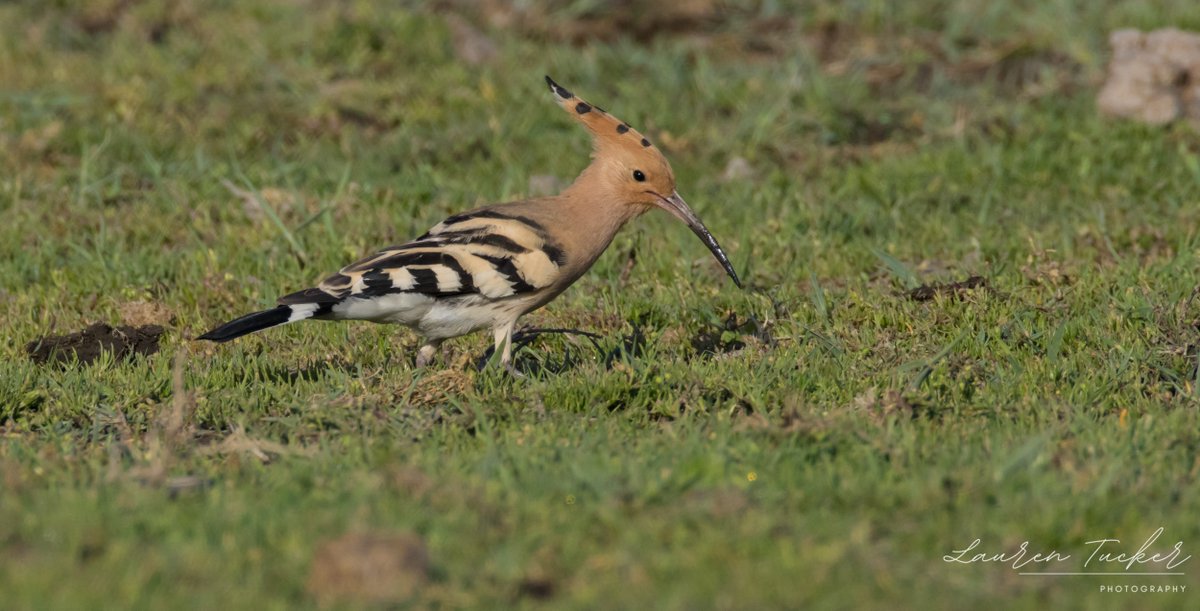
[943,527,1192,574]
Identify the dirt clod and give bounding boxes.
[307,532,430,605]
[1098,28,1200,124]
[26,323,164,366]
[907,276,987,302]
[518,576,557,600]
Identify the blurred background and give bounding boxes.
[5,1,1195,186]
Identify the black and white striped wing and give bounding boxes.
[278,208,567,312]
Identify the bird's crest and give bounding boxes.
[544,75,656,154]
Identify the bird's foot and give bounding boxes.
[415,343,439,368]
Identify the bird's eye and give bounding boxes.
[633,170,646,182]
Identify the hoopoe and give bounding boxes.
[199,76,741,372]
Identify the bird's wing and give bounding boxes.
[278,208,567,308]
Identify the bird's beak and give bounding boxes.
[654,191,742,288]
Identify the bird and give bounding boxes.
[199,76,742,373]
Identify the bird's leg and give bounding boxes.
[492,321,523,377]
[415,340,442,368]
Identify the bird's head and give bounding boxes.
[545,75,742,288]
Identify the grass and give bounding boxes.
[3,0,1200,608]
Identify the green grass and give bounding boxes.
[3,1,1200,608]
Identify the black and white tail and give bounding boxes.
[198,302,322,343]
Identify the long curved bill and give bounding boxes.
[654,191,743,288]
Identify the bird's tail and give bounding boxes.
[197,303,319,342]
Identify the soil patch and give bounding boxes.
[307,532,429,605]
[117,299,174,327]
[26,323,164,366]
[907,276,988,302]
